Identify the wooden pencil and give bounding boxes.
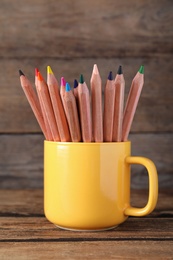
[37,71,60,141]
[78,74,92,142]
[64,83,81,142]
[90,64,103,142]
[47,66,71,142]
[73,79,79,111]
[122,65,144,141]
[19,70,48,139]
[60,77,66,102]
[73,78,81,128]
[60,77,66,109]
[112,66,125,142]
[35,68,53,141]
[103,71,115,142]
[73,79,78,99]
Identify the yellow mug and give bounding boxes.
[44,141,158,231]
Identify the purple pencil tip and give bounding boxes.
[108,71,113,80]
[74,79,78,88]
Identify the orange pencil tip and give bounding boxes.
[37,72,43,81]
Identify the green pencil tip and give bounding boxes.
[138,65,144,74]
[79,74,84,84]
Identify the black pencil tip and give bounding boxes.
[19,70,25,76]
[117,65,123,75]
[108,71,113,80]
[74,79,78,88]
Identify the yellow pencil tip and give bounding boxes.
[47,65,53,74]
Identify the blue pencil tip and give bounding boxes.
[65,82,71,92]
[73,79,78,88]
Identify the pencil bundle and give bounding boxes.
[19,64,144,142]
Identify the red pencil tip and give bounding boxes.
[35,68,39,76]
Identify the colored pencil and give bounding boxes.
[73,79,78,99]
[73,78,81,127]
[37,71,60,141]
[103,71,115,142]
[73,79,79,112]
[47,66,71,142]
[63,83,81,142]
[35,68,53,141]
[19,70,48,139]
[60,77,66,100]
[78,74,92,142]
[122,65,144,141]
[90,64,103,142]
[112,66,125,142]
[60,77,66,109]
[20,63,144,144]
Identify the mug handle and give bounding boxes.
[124,156,158,217]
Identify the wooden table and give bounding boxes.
[0,189,172,259]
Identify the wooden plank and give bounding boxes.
[0,135,44,189]
[0,241,172,259]
[0,134,172,189]
[0,190,44,216]
[1,57,173,133]
[0,190,172,216]
[0,217,172,241]
[0,0,172,58]
[130,133,173,189]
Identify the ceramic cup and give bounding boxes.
[44,141,158,231]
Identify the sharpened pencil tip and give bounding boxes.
[93,64,99,74]
[47,65,53,74]
[19,70,25,76]
[37,72,43,81]
[117,65,123,75]
[74,79,78,88]
[138,65,144,74]
[79,74,84,84]
[61,77,66,87]
[108,71,113,80]
[35,68,39,76]
[65,82,71,92]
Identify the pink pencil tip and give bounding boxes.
[61,77,66,87]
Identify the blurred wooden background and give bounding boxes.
[0,0,172,189]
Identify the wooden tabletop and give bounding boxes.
[0,189,172,259]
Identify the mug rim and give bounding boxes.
[44,140,131,146]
